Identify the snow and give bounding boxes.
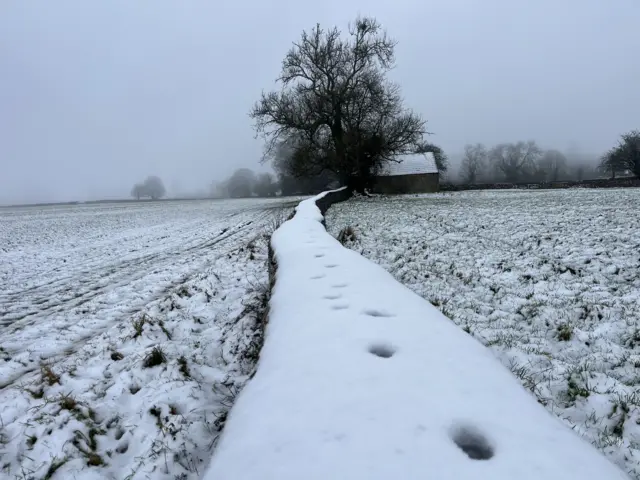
[378,152,438,176]
[327,189,640,478]
[203,190,628,479]
[0,198,296,479]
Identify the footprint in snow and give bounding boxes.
[325,264,338,268]
[310,274,326,280]
[323,294,342,300]
[116,441,129,454]
[332,283,348,289]
[363,309,395,318]
[331,304,349,310]
[449,423,494,460]
[315,253,325,258]
[368,343,396,358]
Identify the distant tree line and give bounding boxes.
[452,131,638,185]
[210,163,338,199]
[210,169,277,199]
[131,176,166,200]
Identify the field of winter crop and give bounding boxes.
[327,188,640,478]
[0,198,295,480]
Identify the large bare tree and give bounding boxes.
[250,17,428,192]
[488,141,542,183]
[460,143,487,184]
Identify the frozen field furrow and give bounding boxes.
[0,201,282,383]
[1,217,250,325]
[327,188,640,478]
[0,198,293,479]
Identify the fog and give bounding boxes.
[1,0,638,204]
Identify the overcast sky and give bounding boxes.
[1,0,638,204]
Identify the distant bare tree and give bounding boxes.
[250,16,428,192]
[131,183,144,200]
[537,150,568,182]
[620,130,640,177]
[600,130,640,178]
[227,169,257,198]
[131,177,165,200]
[143,176,166,200]
[209,180,228,199]
[489,141,542,183]
[254,173,278,197]
[460,143,487,183]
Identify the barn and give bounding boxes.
[373,152,439,194]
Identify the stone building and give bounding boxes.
[373,152,439,194]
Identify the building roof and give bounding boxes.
[378,152,439,177]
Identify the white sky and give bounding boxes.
[1,0,638,203]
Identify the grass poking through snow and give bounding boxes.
[0,198,293,480]
[327,189,640,478]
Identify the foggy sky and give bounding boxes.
[1,0,638,204]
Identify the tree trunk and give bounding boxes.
[346,176,363,193]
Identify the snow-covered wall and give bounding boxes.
[203,191,629,480]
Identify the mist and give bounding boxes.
[1,0,638,204]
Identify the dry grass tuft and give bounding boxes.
[142,346,167,368]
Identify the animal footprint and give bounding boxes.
[449,423,494,460]
[363,309,395,318]
[368,343,396,358]
[116,441,129,454]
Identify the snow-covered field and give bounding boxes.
[326,188,640,478]
[203,191,628,480]
[0,198,295,479]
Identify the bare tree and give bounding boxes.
[143,176,166,200]
[254,173,278,197]
[250,17,427,192]
[600,130,640,178]
[209,180,228,199]
[537,150,568,182]
[131,183,144,200]
[226,169,257,198]
[489,141,542,183]
[131,177,165,200]
[620,130,640,177]
[460,143,487,183]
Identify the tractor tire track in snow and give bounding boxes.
[0,199,292,391]
[0,198,295,480]
[0,215,252,326]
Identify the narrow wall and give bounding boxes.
[374,173,439,194]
